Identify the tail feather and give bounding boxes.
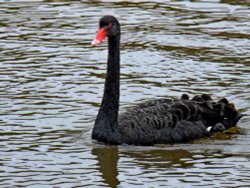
[181,94,243,134]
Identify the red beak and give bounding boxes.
[91,28,107,46]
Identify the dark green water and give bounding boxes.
[0,0,249,187]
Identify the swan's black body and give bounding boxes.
[91,15,243,146]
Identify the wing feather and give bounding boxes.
[117,94,242,145]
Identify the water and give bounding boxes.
[0,0,250,187]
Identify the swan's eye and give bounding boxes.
[108,23,112,28]
[103,23,112,31]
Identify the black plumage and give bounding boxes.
[91,15,243,146]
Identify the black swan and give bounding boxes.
[91,15,243,146]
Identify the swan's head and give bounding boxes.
[91,15,120,46]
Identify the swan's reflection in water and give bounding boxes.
[92,146,194,187]
[92,146,119,188]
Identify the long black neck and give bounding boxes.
[100,36,120,125]
[92,35,120,143]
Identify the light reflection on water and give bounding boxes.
[0,0,249,187]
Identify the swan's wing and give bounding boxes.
[118,94,242,145]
